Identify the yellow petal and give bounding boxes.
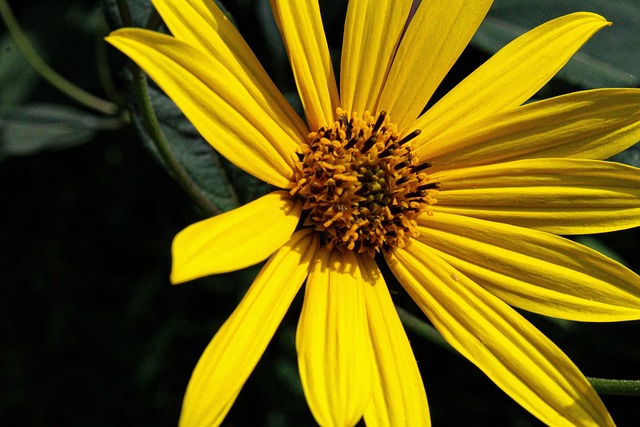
[419,88,640,166]
[340,0,413,116]
[179,229,318,427]
[388,244,615,427]
[171,191,301,284]
[378,0,492,130]
[431,158,640,234]
[417,212,640,321]
[359,255,430,427]
[151,0,308,143]
[270,0,339,130]
[106,29,297,188]
[297,247,373,426]
[412,12,610,147]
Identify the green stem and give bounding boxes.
[96,27,121,107]
[115,0,218,216]
[0,0,118,116]
[586,377,640,396]
[396,305,640,397]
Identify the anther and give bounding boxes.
[418,182,441,190]
[378,143,398,158]
[340,114,353,140]
[390,205,407,213]
[405,191,424,199]
[292,109,435,255]
[372,111,387,133]
[411,161,432,172]
[397,129,421,146]
[361,135,377,153]
[345,136,358,149]
[396,176,409,185]
[393,161,409,170]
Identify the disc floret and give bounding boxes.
[291,109,438,255]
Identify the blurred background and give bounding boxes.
[2,0,639,425]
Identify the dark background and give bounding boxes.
[2,0,639,425]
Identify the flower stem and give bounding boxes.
[397,305,640,396]
[0,0,118,116]
[115,0,219,216]
[586,377,640,396]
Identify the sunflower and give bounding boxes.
[106,0,640,425]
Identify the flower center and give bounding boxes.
[290,109,439,255]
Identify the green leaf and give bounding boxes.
[101,0,155,29]
[472,0,640,88]
[65,2,110,36]
[0,34,38,105]
[0,103,120,160]
[131,85,267,212]
[103,1,268,211]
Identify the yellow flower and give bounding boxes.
[107,0,640,425]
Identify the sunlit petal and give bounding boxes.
[151,0,308,144]
[270,0,339,130]
[359,255,430,427]
[106,30,297,188]
[171,191,301,284]
[379,0,492,130]
[388,244,615,427]
[179,229,318,427]
[297,248,373,426]
[430,158,640,234]
[340,0,412,116]
[412,13,610,148]
[419,88,640,166]
[417,212,640,321]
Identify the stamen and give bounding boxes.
[372,111,387,133]
[411,161,432,172]
[396,176,409,185]
[378,143,398,158]
[405,191,424,199]
[398,129,421,145]
[389,205,407,214]
[393,161,408,170]
[345,136,358,150]
[290,109,437,255]
[418,182,441,190]
[361,135,377,153]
